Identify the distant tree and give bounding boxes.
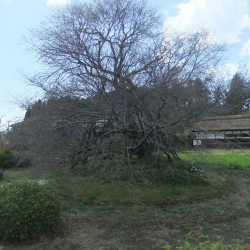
[184,78,211,109]
[224,73,249,114]
[24,99,44,119]
[9,98,83,162]
[24,107,32,119]
[208,86,227,115]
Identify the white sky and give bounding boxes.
[0,0,250,130]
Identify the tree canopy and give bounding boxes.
[16,0,225,167]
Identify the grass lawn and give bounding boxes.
[179,149,250,169]
[48,173,217,205]
[0,150,250,249]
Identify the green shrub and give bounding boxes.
[0,150,18,169]
[0,180,61,242]
[0,150,32,169]
[164,239,250,250]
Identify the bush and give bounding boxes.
[0,150,32,169]
[74,155,208,186]
[0,180,61,242]
[0,150,18,169]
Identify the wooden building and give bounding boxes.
[192,114,250,148]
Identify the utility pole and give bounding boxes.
[7,121,10,132]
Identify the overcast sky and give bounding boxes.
[0,0,250,130]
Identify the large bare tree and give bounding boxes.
[21,0,225,167]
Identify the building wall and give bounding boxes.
[193,130,250,148]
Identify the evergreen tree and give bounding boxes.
[224,73,249,114]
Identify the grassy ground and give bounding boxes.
[179,149,250,169]
[0,150,250,249]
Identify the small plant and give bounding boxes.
[0,180,61,242]
[164,238,250,250]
